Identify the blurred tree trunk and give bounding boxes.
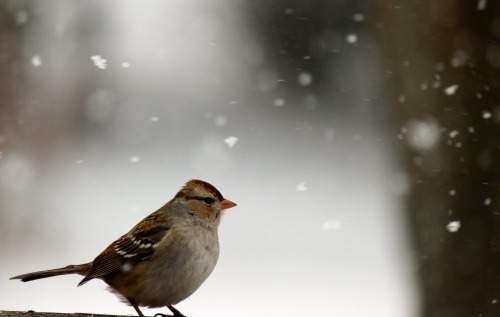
[373,0,500,316]
[0,1,32,248]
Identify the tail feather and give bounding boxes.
[10,263,91,282]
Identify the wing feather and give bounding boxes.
[78,210,171,286]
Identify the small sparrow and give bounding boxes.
[11,179,237,317]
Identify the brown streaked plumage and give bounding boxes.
[11,179,237,317]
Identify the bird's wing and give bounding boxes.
[78,211,171,286]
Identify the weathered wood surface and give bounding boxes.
[0,311,156,317]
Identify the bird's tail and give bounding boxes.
[10,263,91,282]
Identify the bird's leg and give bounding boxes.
[128,298,145,317]
[154,305,186,317]
[168,305,186,317]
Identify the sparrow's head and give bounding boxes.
[173,179,237,226]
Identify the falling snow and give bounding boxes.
[477,0,487,10]
[298,72,313,86]
[214,116,227,127]
[91,55,108,69]
[0,4,497,317]
[31,55,42,67]
[321,219,343,231]
[296,182,308,191]
[352,13,365,22]
[444,85,459,95]
[224,136,238,148]
[406,118,440,151]
[451,50,469,68]
[446,221,461,232]
[274,98,286,107]
[15,10,29,25]
[121,263,133,272]
[346,34,358,44]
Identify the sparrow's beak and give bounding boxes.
[220,199,237,210]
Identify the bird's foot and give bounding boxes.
[155,313,186,317]
[155,305,186,317]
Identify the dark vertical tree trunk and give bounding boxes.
[0,2,32,245]
[373,0,500,316]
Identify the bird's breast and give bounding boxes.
[137,225,220,307]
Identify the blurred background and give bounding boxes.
[1,1,499,316]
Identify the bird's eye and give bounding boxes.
[203,197,215,205]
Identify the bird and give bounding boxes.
[11,179,237,317]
